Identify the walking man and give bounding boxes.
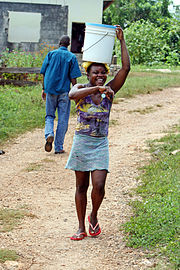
[40,35,81,154]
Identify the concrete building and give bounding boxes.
[0,0,114,52]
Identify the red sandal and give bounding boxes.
[88,215,101,237]
[70,232,87,241]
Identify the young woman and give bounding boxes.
[66,25,130,240]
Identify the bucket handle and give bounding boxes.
[82,32,108,52]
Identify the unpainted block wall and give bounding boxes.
[0,2,68,52]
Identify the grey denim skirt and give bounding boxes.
[65,134,109,172]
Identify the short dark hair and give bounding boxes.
[87,62,108,74]
[59,35,70,47]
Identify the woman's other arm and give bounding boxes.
[69,84,108,103]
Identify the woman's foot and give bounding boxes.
[70,229,87,241]
[88,215,101,237]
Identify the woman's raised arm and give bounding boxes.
[107,25,130,94]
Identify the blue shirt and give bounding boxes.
[40,47,81,95]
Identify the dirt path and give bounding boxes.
[0,87,180,270]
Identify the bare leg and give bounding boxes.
[90,170,107,229]
[74,171,90,233]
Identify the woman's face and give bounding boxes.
[87,64,107,86]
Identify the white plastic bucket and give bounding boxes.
[82,23,116,64]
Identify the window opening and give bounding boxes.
[8,11,41,43]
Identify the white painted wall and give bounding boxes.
[64,0,104,37]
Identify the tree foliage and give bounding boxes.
[114,19,179,65]
[103,0,179,65]
[103,0,172,28]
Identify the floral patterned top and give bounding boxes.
[75,91,112,137]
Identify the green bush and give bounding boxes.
[115,19,180,66]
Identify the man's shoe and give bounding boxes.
[55,150,65,154]
[45,135,54,152]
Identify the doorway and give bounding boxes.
[71,22,85,53]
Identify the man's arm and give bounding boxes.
[41,75,46,101]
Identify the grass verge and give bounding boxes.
[0,207,35,232]
[0,84,45,145]
[0,249,19,263]
[122,124,180,269]
[116,71,180,98]
[0,207,36,263]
